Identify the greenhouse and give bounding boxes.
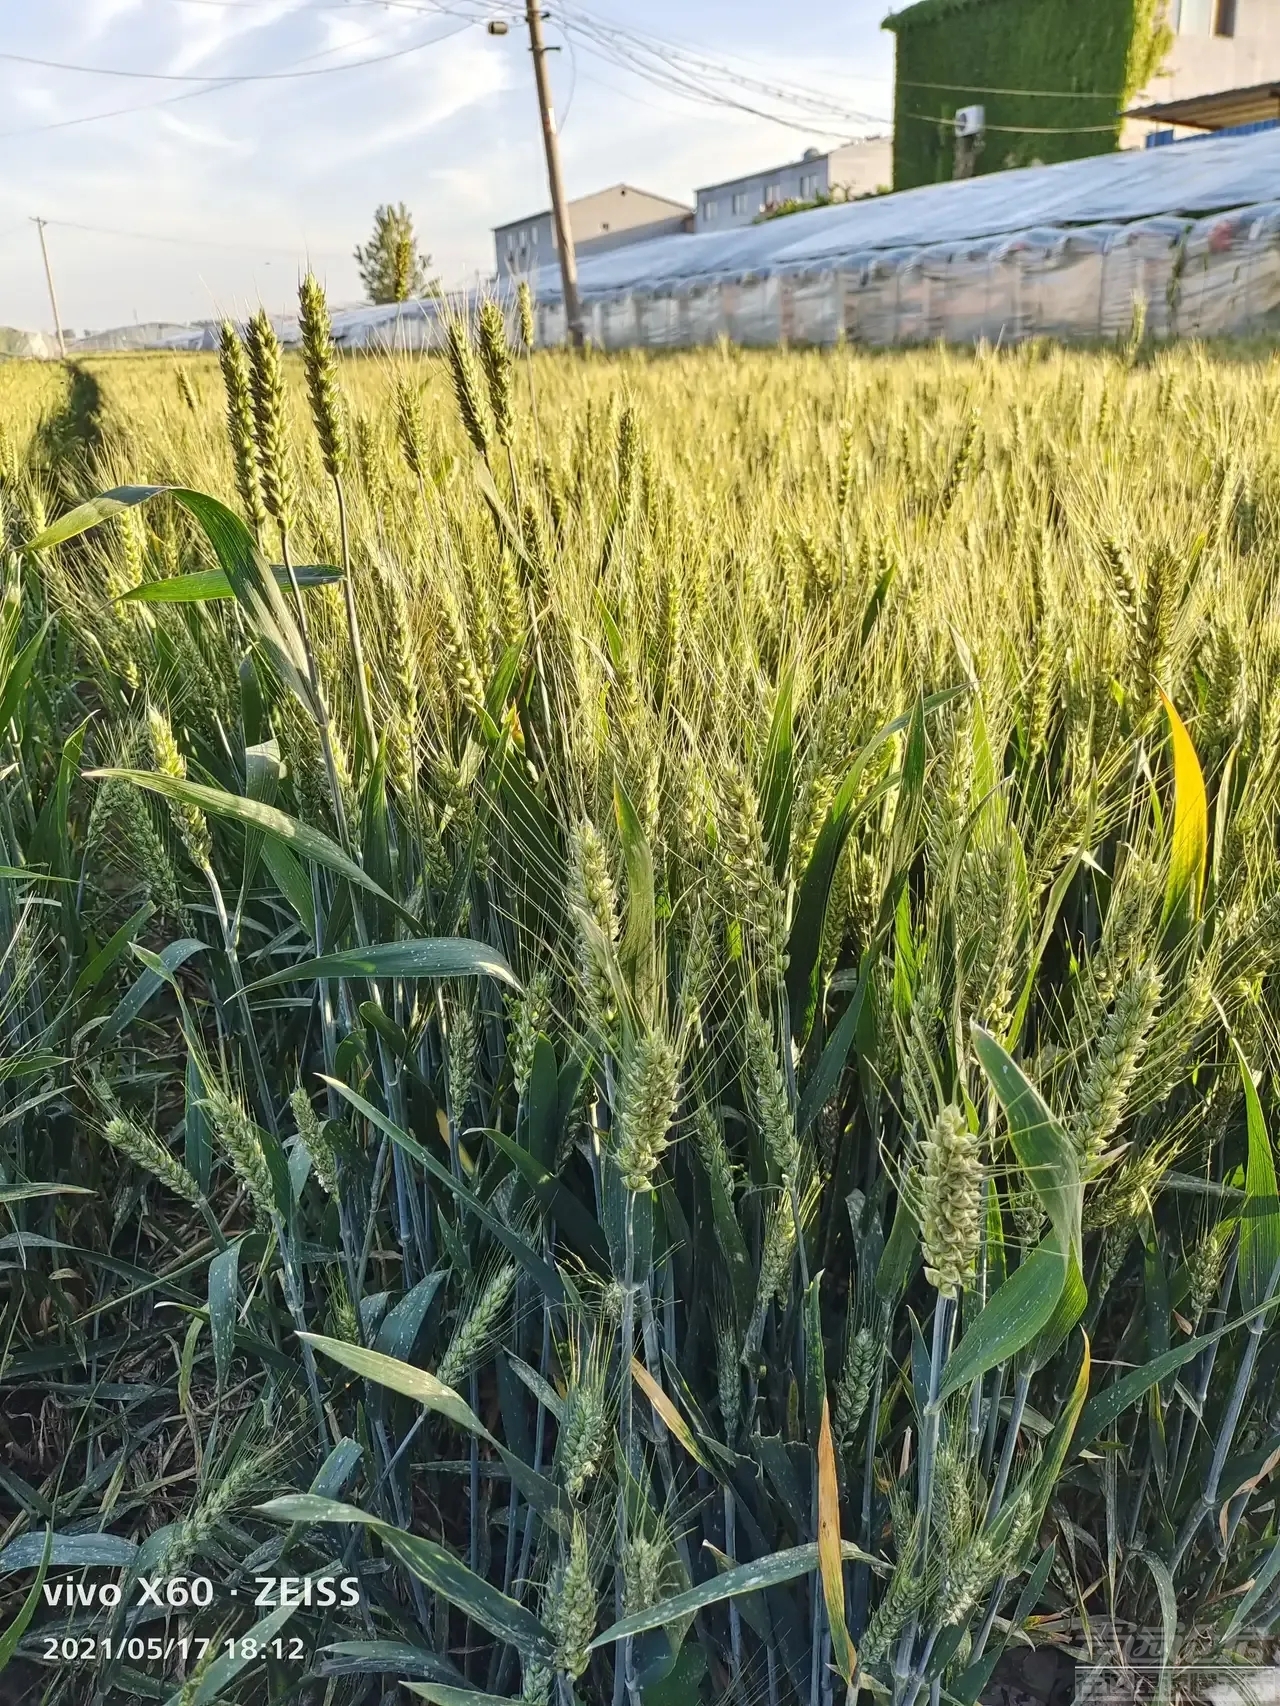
[152,125,1280,353]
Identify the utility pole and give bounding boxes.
[31,218,66,359]
[523,2,584,348]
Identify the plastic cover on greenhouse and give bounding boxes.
[139,126,1280,355]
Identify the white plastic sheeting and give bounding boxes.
[145,128,1280,355]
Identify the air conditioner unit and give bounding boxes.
[954,104,986,138]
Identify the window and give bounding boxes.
[703,199,718,221]
[530,227,538,246]
[1216,0,1235,34]
[1172,0,1214,30]
[799,171,820,199]
[764,182,782,206]
[505,233,515,256]
[732,190,749,215]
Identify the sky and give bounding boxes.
[0,0,896,334]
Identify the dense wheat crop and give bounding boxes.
[3,313,1280,1706]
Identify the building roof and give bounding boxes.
[493,184,690,234]
[1125,80,1280,130]
[695,140,885,198]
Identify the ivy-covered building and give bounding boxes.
[881,0,1170,189]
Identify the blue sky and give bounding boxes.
[0,0,895,333]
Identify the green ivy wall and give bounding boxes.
[883,0,1166,190]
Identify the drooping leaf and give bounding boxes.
[786,687,966,1043]
[1036,1333,1091,1495]
[936,1227,1070,1405]
[70,901,155,1003]
[259,1496,555,1661]
[876,1184,920,1301]
[786,753,881,1045]
[93,936,205,1051]
[27,485,160,550]
[482,1123,608,1268]
[120,564,342,604]
[300,1332,566,1526]
[874,691,926,937]
[300,1333,485,1436]
[31,487,319,712]
[589,1541,875,1650]
[244,938,520,996]
[0,1530,137,1570]
[86,770,401,916]
[1075,1318,1244,1450]
[632,1357,709,1470]
[402,1687,516,1706]
[320,1641,461,1683]
[1225,1530,1280,1641]
[0,1182,92,1205]
[1027,1248,1087,1373]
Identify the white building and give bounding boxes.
[1127,0,1280,141]
[494,184,692,279]
[694,140,893,232]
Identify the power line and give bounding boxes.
[232,0,895,132]
[0,80,239,140]
[0,32,465,83]
[562,31,885,133]
[543,8,891,136]
[556,2,890,125]
[899,77,1124,100]
[901,109,1120,135]
[0,18,468,139]
[36,216,351,258]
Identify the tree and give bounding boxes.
[354,204,436,305]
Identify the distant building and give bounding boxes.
[694,140,892,231]
[882,0,1172,189]
[1125,0,1280,143]
[494,184,692,278]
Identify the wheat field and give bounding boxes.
[2,308,1280,1706]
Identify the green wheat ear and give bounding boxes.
[102,1114,202,1206]
[549,1515,596,1681]
[393,373,428,482]
[445,313,492,458]
[298,272,348,483]
[517,279,536,352]
[919,1104,982,1297]
[218,320,267,537]
[244,307,294,538]
[477,299,515,449]
[614,1027,679,1192]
